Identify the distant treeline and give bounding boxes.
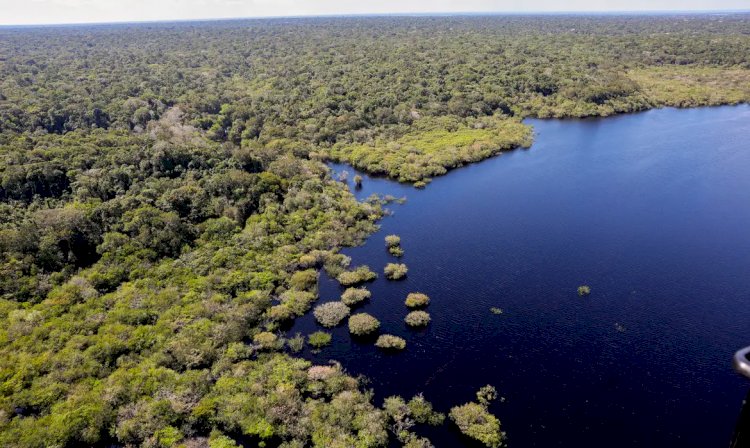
[0,14,748,448]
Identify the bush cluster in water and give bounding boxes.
[405,310,431,327]
[341,287,371,306]
[405,292,430,308]
[375,334,407,350]
[384,263,408,280]
[349,313,381,335]
[385,234,404,257]
[450,385,503,447]
[308,331,332,349]
[578,285,591,296]
[337,265,378,286]
[313,301,350,327]
[383,394,446,444]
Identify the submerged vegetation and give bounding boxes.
[0,12,747,447]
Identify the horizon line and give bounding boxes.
[1,9,749,28]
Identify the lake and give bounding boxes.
[290,105,750,447]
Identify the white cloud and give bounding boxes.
[1,0,747,25]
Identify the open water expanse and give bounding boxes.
[290,105,750,447]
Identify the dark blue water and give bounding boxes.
[290,105,750,447]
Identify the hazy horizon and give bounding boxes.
[0,0,748,26]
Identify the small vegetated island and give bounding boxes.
[0,13,747,448]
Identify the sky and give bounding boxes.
[0,0,747,26]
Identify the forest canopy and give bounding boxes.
[0,13,748,448]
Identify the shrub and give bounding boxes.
[308,331,332,348]
[405,293,430,308]
[385,235,401,248]
[476,385,498,406]
[313,301,350,327]
[348,313,380,336]
[266,304,294,322]
[489,307,502,315]
[337,265,377,286]
[384,263,408,280]
[449,402,502,448]
[279,289,317,315]
[375,334,406,350]
[578,285,591,296]
[287,333,305,353]
[405,311,430,327]
[389,246,404,257]
[385,235,404,257]
[253,332,279,350]
[289,268,319,291]
[341,287,371,306]
[354,174,363,188]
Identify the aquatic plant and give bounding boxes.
[385,263,408,280]
[349,313,381,336]
[308,331,332,348]
[354,174,363,188]
[490,307,503,315]
[389,246,405,257]
[578,285,591,296]
[341,287,372,306]
[375,334,407,350]
[405,292,430,308]
[405,310,431,327]
[313,301,350,327]
[337,265,378,286]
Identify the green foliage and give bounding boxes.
[405,293,430,309]
[0,14,747,447]
[327,117,532,183]
[449,402,503,448]
[405,311,431,327]
[476,385,498,407]
[383,394,444,445]
[337,265,378,286]
[287,333,305,353]
[578,285,592,296]
[384,263,408,280]
[348,313,381,336]
[375,334,407,350]
[341,287,372,307]
[385,235,401,248]
[308,331,332,349]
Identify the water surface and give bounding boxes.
[291,105,750,447]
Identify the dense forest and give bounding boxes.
[0,14,748,448]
